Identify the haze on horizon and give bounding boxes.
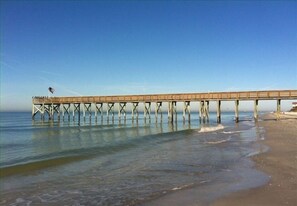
[0,1,296,112]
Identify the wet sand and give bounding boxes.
[213,113,297,206]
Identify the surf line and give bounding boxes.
[198,124,224,133]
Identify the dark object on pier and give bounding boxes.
[48,87,55,94]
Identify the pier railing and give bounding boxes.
[33,90,297,104]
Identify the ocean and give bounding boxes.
[0,112,269,205]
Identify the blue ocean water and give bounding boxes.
[0,112,268,205]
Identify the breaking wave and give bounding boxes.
[199,124,224,133]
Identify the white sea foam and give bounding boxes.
[199,180,210,184]
[199,124,224,133]
[205,137,231,145]
[171,183,194,191]
[222,131,241,134]
[15,198,25,203]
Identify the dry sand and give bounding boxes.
[212,113,297,206]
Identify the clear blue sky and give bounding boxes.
[1,0,296,111]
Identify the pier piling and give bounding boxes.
[168,101,177,123]
[183,101,191,123]
[277,99,281,113]
[118,102,127,120]
[83,103,92,121]
[254,100,258,120]
[217,100,221,123]
[62,104,70,121]
[107,103,115,121]
[132,102,139,122]
[95,103,103,121]
[155,102,162,122]
[235,100,239,123]
[144,102,151,120]
[73,103,80,121]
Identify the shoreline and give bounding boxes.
[212,113,297,206]
[141,112,297,206]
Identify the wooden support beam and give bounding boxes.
[45,104,51,120]
[107,102,115,121]
[155,102,162,122]
[73,103,81,121]
[50,104,54,120]
[235,100,239,123]
[277,99,281,113]
[38,103,60,120]
[168,101,177,123]
[61,104,64,119]
[118,102,127,120]
[32,104,44,120]
[62,104,70,121]
[41,103,45,120]
[183,101,191,122]
[53,104,60,120]
[95,103,103,121]
[254,100,258,120]
[199,101,204,122]
[43,104,51,120]
[200,101,209,122]
[173,101,177,122]
[144,102,151,120]
[205,101,209,121]
[276,99,281,120]
[82,104,85,120]
[217,100,221,123]
[132,102,139,122]
[83,103,92,121]
[44,104,52,120]
[168,102,172,121]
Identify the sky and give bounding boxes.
[0,0,296,111]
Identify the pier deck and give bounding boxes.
[32,90,297,123]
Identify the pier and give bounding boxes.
[32,90,297,123]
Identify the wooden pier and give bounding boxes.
[32,90,297,123]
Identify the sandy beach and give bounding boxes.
[213,113,297,206]
[142,113,297,206]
